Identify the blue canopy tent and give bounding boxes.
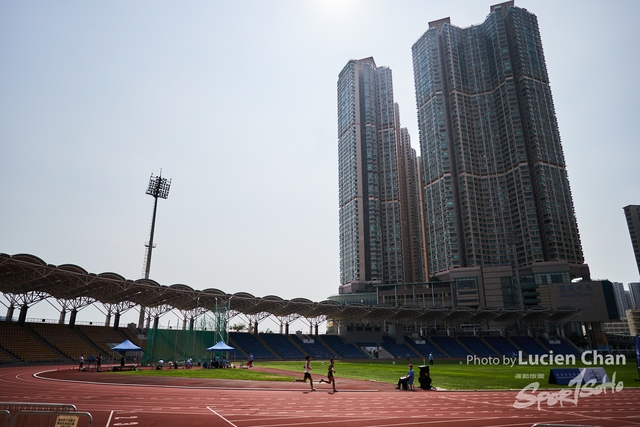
[111,339,143,370]
[207,341,235,351]
[206,341,236,368]
[112,339,143,353]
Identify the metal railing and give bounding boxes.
[0,402,92,427]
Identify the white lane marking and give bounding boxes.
[207,407,238,427]
[105,410,115,426]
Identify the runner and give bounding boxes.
[293,355,315,391]
[318,358,337,393]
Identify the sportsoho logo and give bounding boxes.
[465,350,629,410]
[512,369,624,410]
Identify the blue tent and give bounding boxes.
[111,339,143,353]
[207,341,235,351]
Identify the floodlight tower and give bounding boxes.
[143,171,171,280]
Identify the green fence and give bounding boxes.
[142,307,232,364]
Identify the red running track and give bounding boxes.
[1,365,640,427]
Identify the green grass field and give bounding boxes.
[114,358,640,390]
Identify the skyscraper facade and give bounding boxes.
[337,57,424,294]
[412,2,589,296]
[612,282,633,319]
[629,282,640,309]
[623,205,640,276]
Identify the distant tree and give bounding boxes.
[231,323,246,332]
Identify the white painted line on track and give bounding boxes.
[207,407,238,427]
[105,410,115,427]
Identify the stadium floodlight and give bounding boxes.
[146,173,171,199]
[143,170,172,280]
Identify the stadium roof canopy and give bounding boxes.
[0,253,580,325]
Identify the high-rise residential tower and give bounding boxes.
[412,1,589,305]
[612,282,633,319]
[337,57,424,294]
[629,282,640,309]
[623,205,640,276]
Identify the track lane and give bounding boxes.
[1,365,639,427]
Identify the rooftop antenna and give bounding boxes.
[142,169,171,280]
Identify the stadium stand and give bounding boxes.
[483,336,520,356]
[319,335,367,358]
[381,336,419,358]
[405,336,446,359]
[430,336,469,358]
[458,336,499,357]
[0,348,14,364]
[356,342,378,348]
[259,333,305,360]
[229,332,276,359]
[0,318,587,366]
[539,336,581,356]
[0,323,64,363]
[291,334,336,359]
[30,323,103,360]
[121,327,144,348]
[78,325,129,354]
[511,336,548,355]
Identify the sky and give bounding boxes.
[1,0,640,328]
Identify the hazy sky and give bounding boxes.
[2,0,639,327]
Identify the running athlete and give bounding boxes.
[294,355,315,391]
[318,358,337,393]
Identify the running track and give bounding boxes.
[1,365,639,427]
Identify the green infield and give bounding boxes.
[111,367,293,382]
[112,358,640,390]
[259,359,639,390]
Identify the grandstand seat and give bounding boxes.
[319,335,367,358]
[31,323,103,360]
[484,336,520,356]
[538,336,581,357]
[0,349,14,364]
[405,337,446,359]
[430,336,469,358]
[511,336,548,355]
[381,336,418,358]
[458,336,498,357]
[78,325,130,354]
[259,334,305,360]
[291,334,335,359]
[229,332,276,359]
[0,324,64,363]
